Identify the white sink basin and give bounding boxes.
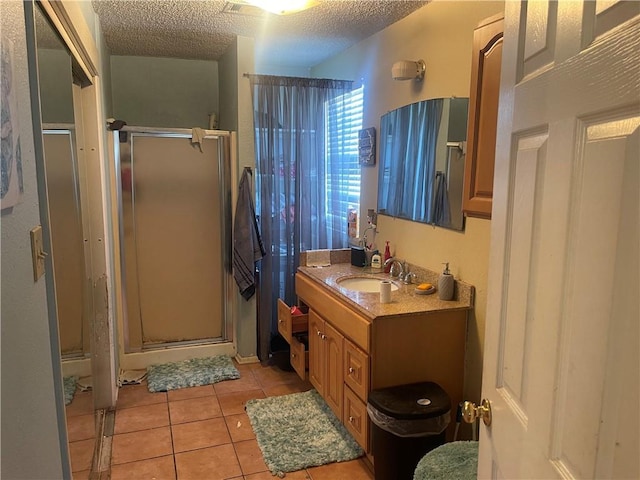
[336,276,399,293]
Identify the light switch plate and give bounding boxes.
[30,226,46,281]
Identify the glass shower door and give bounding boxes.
[120,132,230,350]
[43,128,88,357]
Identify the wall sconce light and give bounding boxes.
[391,59,426,81]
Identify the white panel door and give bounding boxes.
[480,1,639,479]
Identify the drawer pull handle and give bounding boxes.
[316,330,321,336]
[321,334,326,340]
[349,416,354,423]
[278,319,283,323]
[291,353,296,358]
[348,367,355,374]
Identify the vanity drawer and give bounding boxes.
[295,273,370,352]
[277,298,309,343]
[344,339,369,403]
[290,334,308,381]
[344,386,369,453]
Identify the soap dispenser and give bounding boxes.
[438,262,454,301]
[383,241,392,273]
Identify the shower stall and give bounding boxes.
[114,127,235,362]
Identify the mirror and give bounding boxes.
[32,1,95,471]
[377,97,468,231]
[35,1,90,367]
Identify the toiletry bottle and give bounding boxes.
[438,262,454,301]
[383,241,391,273]
[347,207,358,239]
[371,252,382,270]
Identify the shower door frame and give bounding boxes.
[114,127,234,353]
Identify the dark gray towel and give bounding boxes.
[233,169,265,300]
[433,171,451,226]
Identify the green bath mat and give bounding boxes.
[146,355,240,392]
[63,376,77,405]
[245,389,364,476]
[413,441,478,480]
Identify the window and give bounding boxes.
[325,85,364,241]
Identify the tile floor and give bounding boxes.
[66,361,374,480]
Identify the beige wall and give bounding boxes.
[313,0,504,405]
[1,1,68,477]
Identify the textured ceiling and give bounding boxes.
[91,0,428,68]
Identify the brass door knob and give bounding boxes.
[462,399,492,426]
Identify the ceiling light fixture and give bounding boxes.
[391,59,426,81]
[245,0,319,15]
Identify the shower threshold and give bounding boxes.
[139,337,229,352]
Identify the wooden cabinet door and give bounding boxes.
[308,310,325,395]
[289,335,307,381]
[463,13,504,219]
[344,386,369,452]
[277,298,294,342]
[323,321,344,420]
[344,339,369,403]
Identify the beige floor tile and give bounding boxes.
[213,373,261,395]
[307,458,373,480]
[68,438,94,472]
[71,470,91,480]
[169,395,222,424]
[246,471,311,480]
[224,413,255,442]
[217,389,265,416]
[110,455,176,480]
[238,361,265,371]
[171,417,231,453]
[111,427,173,465]
[167,384,215,402]
[234,439,269,476]
[252,365,301,388]
[235,361,260,372]
[114,402,170,434]
[66,391,94,417]
[261,380,313,398]
[175,444,242,480]
[66,413,95,442]
[116,384,167,409]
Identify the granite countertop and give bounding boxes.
[297,262,474,321]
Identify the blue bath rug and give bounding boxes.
[245,389,364,476]
[63,376,77,405]
[146,355,240,393]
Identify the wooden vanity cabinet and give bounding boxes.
[463,13,504,219]
[277,298,308,343]
[309,310,344,419]
[276,298,309,381]
[296,272,468,454]
[308,311,325,393]
[309,308,369,450]
[344,339,369,401]
[289,335,307,380]
[343,384,368,449]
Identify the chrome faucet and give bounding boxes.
[401,262,417,284]
[383,257,404,278]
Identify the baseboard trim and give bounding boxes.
[234,353,260,365]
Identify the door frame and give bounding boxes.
[28,0,118,413]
